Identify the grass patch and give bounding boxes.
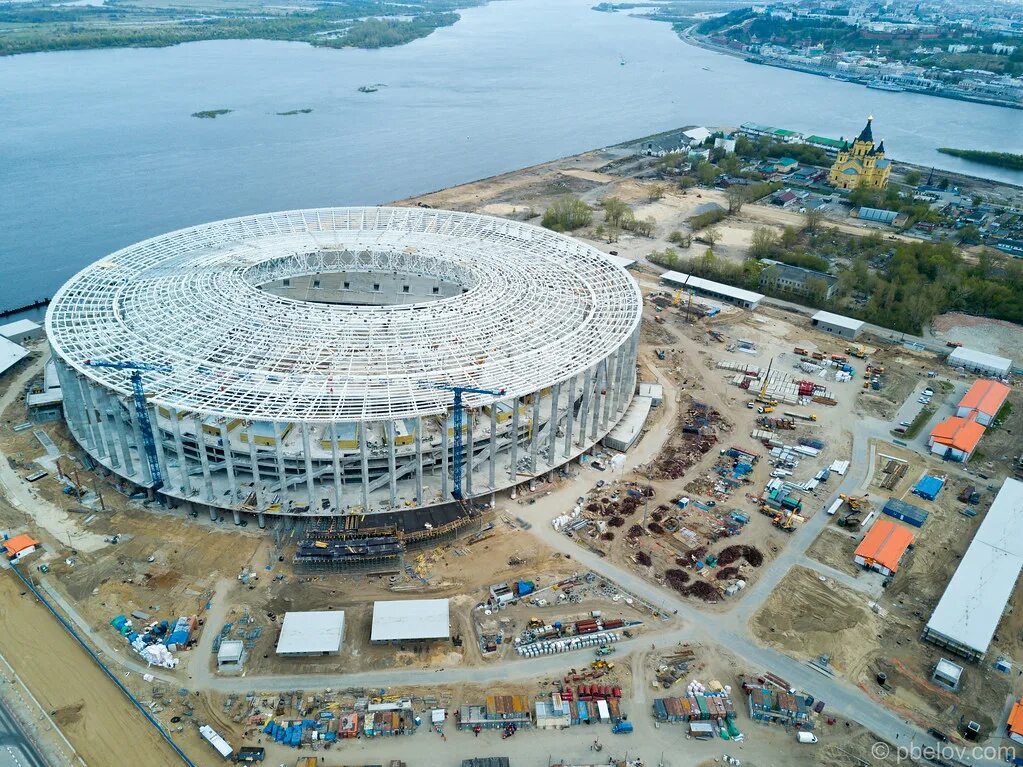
[901,405,935,440]
[192,109,232,119]
[990,401,1014,430]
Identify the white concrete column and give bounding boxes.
[330,424,342,511]
[301,422,316,509]
[414,417,424,506]
[385,421,398,508]
[110,395,135,476]
[170,408,191,495]
[510,400,520,481]
[600,353,614,430]
[441,420,450,500]
[488,406,498,490]
[272,422,288,492]
[563,376,576,458]
[546,384,560,468]
[193,416,214,502]
[529,394,541,473]
[578,369,592,447]
[359,426,370,511]
[220,423,238,504]
[591,360,606,440]
[246,434,264,510]
[128,405,151,485]
[78,378,104,454]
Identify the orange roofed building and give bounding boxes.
[854,519,914,576]
[1,533,40,561]
[956,379,1010,427]
[1008,698,1023,744]
[929,413,986,463]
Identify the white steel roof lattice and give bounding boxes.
[47,207,642,422]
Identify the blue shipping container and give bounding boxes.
[882,497,929,528]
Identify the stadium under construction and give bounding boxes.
[46,207,642,528]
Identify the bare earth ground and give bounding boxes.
[0,570,184,766]
[930,313,1023,361]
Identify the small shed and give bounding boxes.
[914,475,945,501]
[638,382,664,407]
[931,658,963,691]
[882,497,929,528]
[217,640,246,671]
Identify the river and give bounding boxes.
[0,0,1020,310]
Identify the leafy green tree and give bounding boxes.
[541,196,592,232]
[748,227,778,259]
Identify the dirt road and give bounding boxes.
[0,570,186,767]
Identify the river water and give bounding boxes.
[0,0,1020,309]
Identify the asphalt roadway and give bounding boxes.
[0,701,46,767]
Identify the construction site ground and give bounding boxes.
[800,438,1022,739]
[0,151,1020,765]
[0,569,184,766]
[553,284,866,607]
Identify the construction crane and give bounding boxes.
[83,359,171,491]
[421,382,506,500]
[756,356,777,405]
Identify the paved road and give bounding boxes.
[0,702,46,767]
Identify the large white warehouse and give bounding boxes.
[46,208,642,526]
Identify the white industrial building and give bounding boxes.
[810,310,864,340]
[0,319,43,345]
[275,610,346,656]
[45,208,643,527]
[661,271,763,310]
[923,478,1023,661]
[947,347,1013,378]
[371,599,450,643]
[0,336,29,378]
[602,395,653,452]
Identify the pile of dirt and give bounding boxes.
[751,566,881,675]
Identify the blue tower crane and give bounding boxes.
[83,359,172,491]
[422,382,506,500]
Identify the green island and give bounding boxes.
[0,0,479,57]
[937,149,1023,171]
[276,108,313,116]
[192,108,232,118]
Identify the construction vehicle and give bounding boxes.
[595,646,617,657]
[845,346,868,359]
[655,349,666,360]
[783,410,817,422]
[773,511,796,532]
[839,493,870,512]
[83,359,172,493]
[755,357,779,405]
[421,381,506,499]
[757,406,775,414]
[837,512,861,528]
